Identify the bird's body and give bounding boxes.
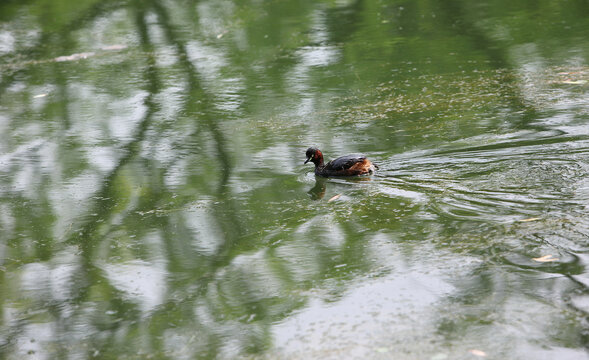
[304,147,378,177]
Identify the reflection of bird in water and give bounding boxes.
[304,147,378,177]
[307,177,327,200]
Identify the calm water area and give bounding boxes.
[1,0,589,359]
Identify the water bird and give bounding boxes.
[304,147,378,177]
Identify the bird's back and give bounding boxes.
[325,154,367,170]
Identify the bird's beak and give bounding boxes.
[304,157,311,164]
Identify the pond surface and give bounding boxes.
[1,0,589,359]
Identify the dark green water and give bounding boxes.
[1,0,589,359]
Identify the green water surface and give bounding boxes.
[1,0,589,359]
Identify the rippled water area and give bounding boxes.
[1,0,589,359]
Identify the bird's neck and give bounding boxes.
[313,155,324,168]
[313,150,325,167]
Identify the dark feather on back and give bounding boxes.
[325,154,367,170]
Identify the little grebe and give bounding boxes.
[304,147,378,177]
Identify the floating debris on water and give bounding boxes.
[518,217,541,222]
[532,254,559,263]
[468,349,487,357]
[327,194,341,202]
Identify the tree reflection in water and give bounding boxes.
[1,0,589,358]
